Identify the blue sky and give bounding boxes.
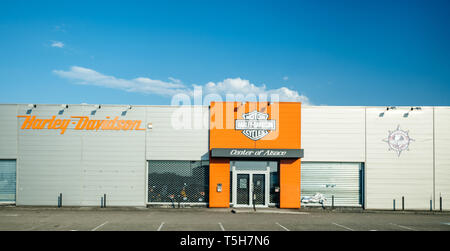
[0,0,449,106]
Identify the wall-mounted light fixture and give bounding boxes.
[386,106,396,111]
[26,104,36,114]
[91,104,102,115]
[404,107,422,117]
[58,104,68,115]
[121,105,133,116]
[147,123,153,129]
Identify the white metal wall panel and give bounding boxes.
[17,104,84,206]
[0,160,16,202]
[0,105,18,159]
[434,107,450,210]
[16,104,147,206]
[80,105,146,206]
[146,106,209,161]
[301,106,365,162]
[365,107,434,210]
[301,162,362,207]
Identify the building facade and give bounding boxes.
[0,102,449,210]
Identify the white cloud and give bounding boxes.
[53,66,311,104]
[51,41,64,48]
[53,66,188,96]
[201,78,310,104]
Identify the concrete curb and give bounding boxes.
[1,205,449,215]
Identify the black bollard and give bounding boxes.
[58,193,62,208]
[440,196,442,212]
[393,199,396,211]
[104,194,106,208]
[332,195,334,209]
[402,196,404,211]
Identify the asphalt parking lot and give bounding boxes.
[0,206,449,231]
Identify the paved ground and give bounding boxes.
[0,206,449,231]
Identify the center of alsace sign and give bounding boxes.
[211,148,304,159]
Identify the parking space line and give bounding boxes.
[276,222,290,231]
[157,222,165,231]
[332,222,354,231]
[218,222,225,231]
[389,223,416,231]
[91,221,109,231]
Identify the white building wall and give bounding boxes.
[0,104,18,159]
[80,105,146,206]
[146,106,209,161]
[0,104,449,209]
[16,104,147,206]
[301,106,365,162]
[365,107,434,210]
[17,104,84,206]
[434,107,450,210]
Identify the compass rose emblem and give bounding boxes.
[383,125,414,157]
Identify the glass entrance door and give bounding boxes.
[252,174,265,205]
[236,174,250,205]
[232,168,269,207]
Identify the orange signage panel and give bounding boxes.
[209,102,302,208]
[209,102,301,149]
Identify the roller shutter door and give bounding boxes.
[301,162,363,207]
[0,160,16,202]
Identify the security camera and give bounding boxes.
[61,104,68,109]
[28,104,36,109]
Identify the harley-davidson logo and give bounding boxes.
[235,110,276,141]
[383,125,414,157]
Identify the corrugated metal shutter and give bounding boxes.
[0,160,16,202]
[301,162,362,207]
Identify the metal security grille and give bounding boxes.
[253,174,265,205]
[269,162,278,204]
[301,162,363,207]
[148,160,209,203]
[0,160,16,202]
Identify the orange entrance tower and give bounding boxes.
[208,102,303,208]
